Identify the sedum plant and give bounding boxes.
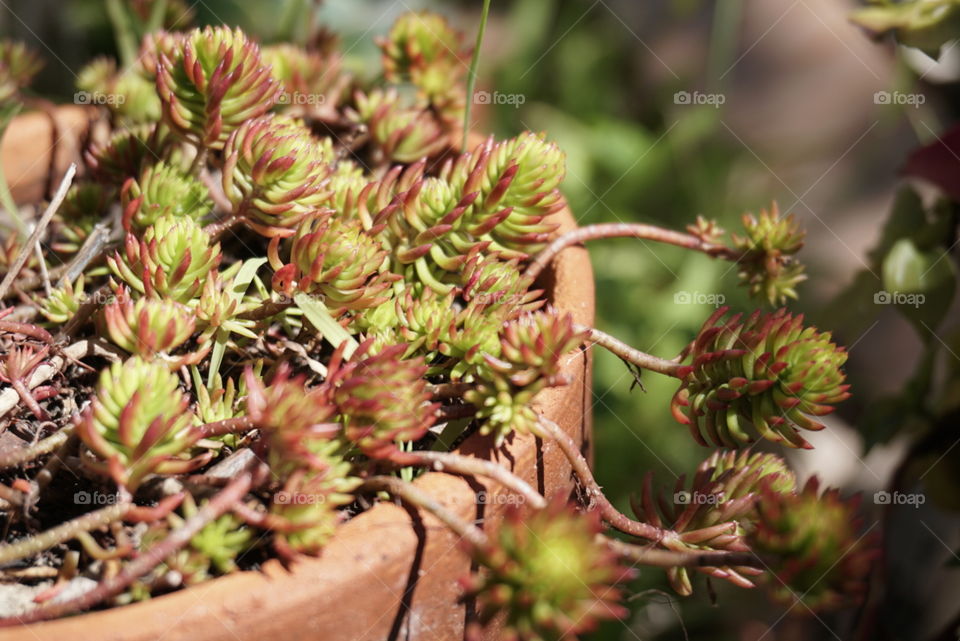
[0,9,878,636]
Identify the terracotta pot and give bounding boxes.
[1,106,97,206]
[0,117,595,641]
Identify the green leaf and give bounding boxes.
[882,238,957,332]
[206,332,229,389]
[293,291,359,359]
[229,257,268,304]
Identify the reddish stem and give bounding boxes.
[11,379,48,420]
[388,449,546,509]
[0,320,54,344]
[524,222,738,282]
[195,415,258,439]
[537,417,673,543]
[575,324,683,377]
[360,475,488,550]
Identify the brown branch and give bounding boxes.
[388,449,547,509]
[601,535,761,569]
[360,475,488,549]
[0,164,76,301]
[524,222,738,283]
[537,416,672,543]
[575,324,683,377]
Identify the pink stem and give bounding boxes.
[524,222,737,282]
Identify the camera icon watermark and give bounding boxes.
[274,491,325,505]
[874,290,925,308]
[74,90,126,106]
[74,491,120,505]
[674,491,724,505]
[874,91,925,107]
[673,290,725,307]
[674,90,726,107]
[874,490,925,507]
[474,90,526,108]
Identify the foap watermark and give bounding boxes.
[74,491,121,506]
[674,491,725,506]
[674,90,725,107]
[474,90,525,108]
[74,90,126,106]
[874,290,925,308]
[674,290,725,307]
[278,91,326,106]
[476,491,526,506]
[874,490,925,508]
[274,491,326,505]
[874,90,925,107]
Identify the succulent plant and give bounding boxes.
[52,183,112,254]
[350,89,449,164]
[263,44,347,118]
[85,123,172,184]
[326,341,436,458]
[76,356,207,489]
[273,213,396,314]
[0,40,42,106]
[100,287,197,359]
[195,272,258,343]
[270,458,361,557]
[731,204,807,305]
[463,497,631,641]
[108,213,221,303]
[442,133,566,256]
[38,276,86,324]
[461,252,543,317]
[632,449,796,595]
[221,114,335,236]
[671,307,851,448]
[121,160,211,230]
[0,345,54,419]
[467,309,585,444]
[751,477,877,610]
[76,57,161,124]
[379,11,468,116]
[143,495,250,586]
[156,26,281,149]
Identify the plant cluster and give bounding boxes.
[0,6,878,636]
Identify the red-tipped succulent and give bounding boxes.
[156,26,281,149]
[326,341,437,459]
[463,496,632,641]
[671,307,851,449]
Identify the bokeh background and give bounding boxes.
[3,1,960,639]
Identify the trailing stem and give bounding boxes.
[601,536,760,569]
[523,222,738,282]
[575,324,683,377]
[0,501,131,565]
[360,475,488,549]
[536,416,672,543]
[387,449,547,509]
